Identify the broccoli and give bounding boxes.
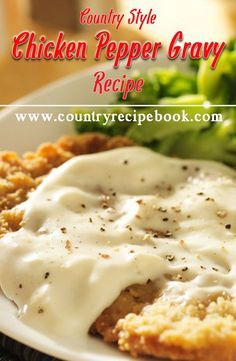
[74,107,132,136]
[127,95,210,143]
[197,45,236,105]
[158,113,236,167]
[115,68,197,105]
[74,38,236,168]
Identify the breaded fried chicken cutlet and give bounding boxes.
[1,133,236,361]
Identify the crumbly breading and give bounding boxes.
[116,296,236,361]
[90,282,158,342]
[1,133,236,361]
[0,133,133,235]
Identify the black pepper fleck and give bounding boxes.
[44,272,50,279]
[126,225,133,232]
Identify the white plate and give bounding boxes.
[0,59,188,360]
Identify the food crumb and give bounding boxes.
[65,240,72,252]
[158,207,167,213]
[179,240,185,247]
[99,253,110,259]
[166,255,175,262]
[217,210,227,219]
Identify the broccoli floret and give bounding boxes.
[74,107,132,136]
[189,59,201,72]
[115,71,160,105]
[197,47,236,105]
[127,94,210,143]
[159,114,236,167]
[115,68,197,105]
[74,39,236,169]
[228,39,236,51]
[154,69,197,98]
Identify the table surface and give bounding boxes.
[0,333,59,361]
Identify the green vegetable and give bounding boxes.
[127,95,210,143]
[115,68,197,105]
[197,46,236,105]
[74,107,131,136]
[74,38,236,168]
[159,114,236,167]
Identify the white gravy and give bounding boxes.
[0,147,236,338]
